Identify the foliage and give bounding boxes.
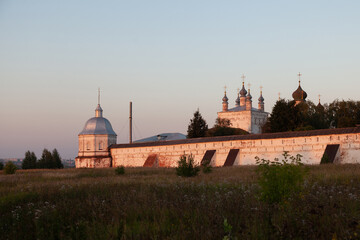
[223,218,235,240]
[4,161,17,174]
[263,99,360,133]
[201,160,212,174]
[52,149,64,169]
[1,166,360,239]
[115,166,125,175]
[255,151,308,204]
[187,109,208,138]
[36,148,63,169]
[175,154,200,177]
[22,151,37,169]
[206,118,249,137]
[327,100,360,128]
[0,162,3,170]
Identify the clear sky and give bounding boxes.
[1,0,360,159]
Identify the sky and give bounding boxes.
[1,0,360,159]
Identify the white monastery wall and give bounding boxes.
[110,132,360,167]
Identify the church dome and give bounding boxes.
[240,84,247,97]
[258,94,264,102]
[292,81,307,101]
[79,117,117,135]
[222,94,228,102]
[79,104,117,136]
[246,90,252,100]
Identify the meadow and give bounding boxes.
[1,165,360,240]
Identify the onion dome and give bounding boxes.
[258,91,264,103]
[240,82,247,97]
[222,91,228,103]
[246,89,252,100]
[316,95,324,111]
[292,80,307,101]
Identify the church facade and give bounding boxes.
[217,77,268,134]
[75,100,117,168]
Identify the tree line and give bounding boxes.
[262,99,360,133]
[22,148,63,169]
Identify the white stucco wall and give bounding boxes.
[110,132,360,167]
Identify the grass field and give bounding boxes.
[1,165,360,240]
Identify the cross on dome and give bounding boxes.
[98,87,101,105]
[298,72,302,85]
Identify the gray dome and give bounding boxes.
[79,117,117,136]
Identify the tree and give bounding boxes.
[327,100,360,128]
[0,162,3,170]
[37,148,53,169]
[22,151,37,169]
[4,161,17,174]
[206,118,248,137]
[52,149,63,169]
[187,109,208,138]
[263,99,299,133]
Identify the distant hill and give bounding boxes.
[135,133,186,143]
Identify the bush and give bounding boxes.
[176,154,200,177]
[0,162,3,170]
[255,151,308,204]
[115,166,125,175]
[201,160,212,174]
[4,161,17,175]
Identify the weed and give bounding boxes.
[175,154,200,177]
[115,166,125,175]
[255,151,308,204]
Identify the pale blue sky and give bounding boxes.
[1,1,360,159]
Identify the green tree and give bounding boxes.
[4,161,17,174]
[206,118,248,137]
[0,162,3,170]
[52,149,63,169]
[263,99,299,133]
[327,100,360,128]
[187,109,208,138]
[37,148,53,169]
[22,151,37,169]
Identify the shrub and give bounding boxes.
[115,166,125,175]
[201,160,212,174]
[4,161,17,175]
[255,151,308,204]
[0,162,3,170]
[176,154,200,177]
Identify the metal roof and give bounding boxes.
[79,117,117,136]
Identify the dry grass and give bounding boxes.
[1,165,360,239]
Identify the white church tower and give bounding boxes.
[75,89,117,168]
[217,75,268,134]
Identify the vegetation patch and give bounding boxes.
[1,165,360,239]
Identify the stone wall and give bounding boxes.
[110,129,360,167]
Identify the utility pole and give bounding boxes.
[129,101,132,144]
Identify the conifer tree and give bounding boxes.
[37,148,53,169]
[22,151,37,169]
[187,109,208,138]
[52,148,63,169]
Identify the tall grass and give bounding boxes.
[1,165,360,239]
